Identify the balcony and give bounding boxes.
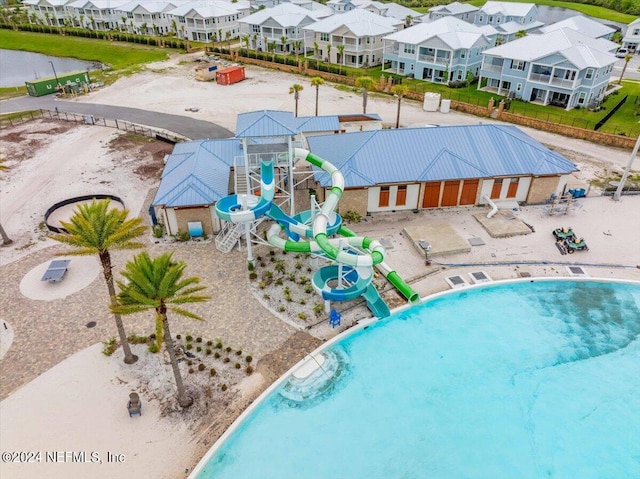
[482,63,503,73]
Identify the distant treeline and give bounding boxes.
[560,0,639,16]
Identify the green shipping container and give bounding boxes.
[25,71,91,97]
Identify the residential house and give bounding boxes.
[23,0,75,27]
[479,28,618,109]
[351,0,423,25]
[472,1,537,28]
[117,1,179,35]
[303,8,403,67]
[238,2,326,53]
[622,18,640,53]
[383,17,496,82]
[326,0,356,14]
[427,1,477,22]
[64,0,130,30]
[492,19,543,44]
[167,1,250,43]
[287,0,333,17]
[538,15,616,40]
[306,125,578,215]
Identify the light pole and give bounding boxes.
[48,60,60,87]
[613,134,640,201]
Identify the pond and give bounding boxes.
[0,49,98,88]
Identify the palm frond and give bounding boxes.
[168,306,205,321]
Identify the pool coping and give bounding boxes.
[188,276,640,478]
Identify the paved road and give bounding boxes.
[0,95,233,140]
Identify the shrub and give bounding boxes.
[152,223,164,238]
[235,363,241,369]
[148,344,159,353]
[196,337,202,343]
[305,285,313,294]
[206,340,213,346]
[221,384,228,391]
[188,368,194,374]
[186,343,193,350]
[263,293,271,300]
[248,262,255,271]
[299,299,306,305]
[210,368,217,376]
[298,312,308,320]
[275,278,283,286]
[258,281,266,289]
[196,346,202,352]
[173,230,190,242]
[223,357,230,363]
[313,303,324,317]
[246,365,254,375]
[249,272,258,280]
[236,350,242,356]
[225,346,232,353]
[186,335,193,342]
[215,341,223,349]
[295,261,303,270]
[245,355,253,363]
[278,305,286,312]
[343,210,362,223]
[206,348,212,355]
[198,363,206,371]
[176,334,182,340]
[101,337,117,356]
[214,352,221,359]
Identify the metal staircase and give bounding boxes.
[235,166,249,194]
[215,222,244,253]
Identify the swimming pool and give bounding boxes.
[192,279,640,479]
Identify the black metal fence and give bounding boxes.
[1,109,185,143]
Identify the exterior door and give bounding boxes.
[491,179,503,199]
[507,178,519,198]
[460,179,479,205]
[422,182,441,208]
[441,181,460,207]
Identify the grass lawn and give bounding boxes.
[0,30,173,70]
[414,0,636,23]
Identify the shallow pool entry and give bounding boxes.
[278,348,350,408]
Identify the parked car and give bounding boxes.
[616,48,629,58]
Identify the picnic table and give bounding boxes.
[41,259,71,282]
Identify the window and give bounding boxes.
[403,44,415,54]
[252,24,259,33]
[585,68,594,79]
[510,59,525,71]
[479,15,484,22]
[460,50,466,59]
[516,83,522,92]
[396,185,407,206]
[578,92,586,104]
[320,32,329,42]
[489,16,493,22]
[379,186,390,207]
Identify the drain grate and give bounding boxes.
[566,266,588,277]
[469,271,492,283]
[445,275,469,289]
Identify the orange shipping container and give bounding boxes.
[216,66,245,85]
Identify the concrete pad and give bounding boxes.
[20,256,101,301]
[473,211,533,238]
[402,223,471,257]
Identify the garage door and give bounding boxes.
[422,182,441,208]
[460,179,479,205]
[441,181,460,207]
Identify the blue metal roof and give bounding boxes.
[296,115,340,133]
[152,139,241,208]
[306,125,578,187]
[236,110,298,138]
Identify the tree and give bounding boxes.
[280,35,288,54]
[171,19,177,35]
[111,252,209,408]
[292,40,302,63]
[49,199,146,364]
[241,34,250,50]
[225,30,232,51]
[336,44,345,74]
[313,41,319,60]
[268,41,277,62]
[618,53,633,84]
[405,15,413,28]
[289,83,304,117]
[355,76,376,114]
[391,84,408,128]
[0,159,13,246]
[327,44,332,63]
[515,30,527,39]
[311,76,324,116]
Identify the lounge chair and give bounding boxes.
[127,392,142,417]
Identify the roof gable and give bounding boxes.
[236,110,298,138]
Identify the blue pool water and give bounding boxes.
[196,280,640,479]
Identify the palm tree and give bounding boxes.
[355,76,376,114]
[241,34,250,50]
[268,41,277,62]
[112,252,209,408]
[171,19,177,36]
[49,199,146,364]
[515,30,527,39]
[311,76,324,116]
[0,159,13,246]
[292,40,302,63]
[327,44,332,63]
[225,30,232,51]
[336,44,345,74]
[280,35,288,54]
[391,84,408,128]
[405,15,413,28]
[618,53,633,84]
[313,41,319,60]
[289,83,304,117]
